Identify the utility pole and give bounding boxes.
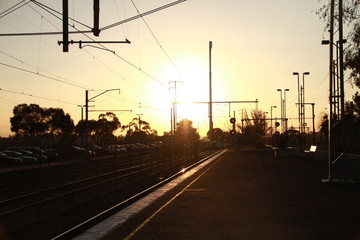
[137,114,143,131]
[62,0,69,52]
[85,90,89,153]
[169,80,181,134]
[209,41,213,144]
[311,103,315,145]
[93,0,100,36]
[85,89,120,158]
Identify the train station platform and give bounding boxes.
[75,148,360,240]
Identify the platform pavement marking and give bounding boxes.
[72,149,228,240]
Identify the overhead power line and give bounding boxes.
[0,62,87,89]
[130,0,183,79]
[101,0,187,31]
[0,0,186,37]
[0,87,78,106]
[0,0,31,19]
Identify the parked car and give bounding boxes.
[8,146,52,161]
[2,151,37,164]
[18,149,48,162]
[0,151,23,165]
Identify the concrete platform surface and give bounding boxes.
[100,148,360,240]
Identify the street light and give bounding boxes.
[293,72,300,134]
[277,89,283,133]
[284,89,289,132]
[85,88,120,157]
[302,72,310,147]
[264,111,268,136]
[293,72,309,150]
[270,106,277,136]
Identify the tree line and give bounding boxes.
[7,103,202,145]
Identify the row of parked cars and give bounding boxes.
[92,143,158,154]
[0,143,162,165]
[0,147,52,166]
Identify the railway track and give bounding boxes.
[0,148,218,239]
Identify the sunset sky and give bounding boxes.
[0,0,357,137]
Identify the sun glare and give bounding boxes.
[154,56,212,122]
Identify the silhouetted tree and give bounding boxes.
[206,128,225,142]
[97,112,121,136]
[121,117,157,143]
[45,108,74,135]
[10,104,74,136]
[175,119,199,142]
[75,120,98,136]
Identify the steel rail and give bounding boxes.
[51,150,222,240]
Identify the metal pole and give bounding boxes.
[271,107,273,136]
[312,103,315,145]
[277,89,282,133]
[85,90,89,158]
[170,107,173,136]
[209,41,213,143]
[62,0,69,52]
[284,89,289,132]
[93,0,100,36]
[328,0,335,180]
[241,109,244,134]
[339,0,346,168]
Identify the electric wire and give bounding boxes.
[0,87,78,106]
[100,0,186,32]
[0,51,89,89]
[130,0,183,79]
[31,0,92,30]
[1,1,175,116]
[0,0,31,19]
[0,62,87,89]
[113,0,129,38]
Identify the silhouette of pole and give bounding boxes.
[93,0,100,36]
[209,41,213,143]
[62,0,69,52]
[270,106,277,136]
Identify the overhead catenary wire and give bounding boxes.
[1,1,178,89]
[100,0,186,32]
[31,0,92,30]
[0,0,32,19]
[130,0,183,79]
[0,62,87,90]
[0,87,78,106]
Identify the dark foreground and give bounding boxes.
[103,148,360,240]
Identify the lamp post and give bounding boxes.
[293,72,309,151]
[239,109,245,134]
[277,89,289,133]
[270,106,277,136]
[85,88,120,158]
[302,72,310,138]
[284,89,289,132]
[293,72,300,134]
[264,111,268,136]
[277,89,282,133]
